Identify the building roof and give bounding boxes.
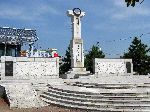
[0,27,38,45]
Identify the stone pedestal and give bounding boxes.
[70,39,84,68]
[66,68,90,79]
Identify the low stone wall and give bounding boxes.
[0,56,59,80]
[94,58,133,75]
[1,82,47,108]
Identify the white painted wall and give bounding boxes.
[94,58,133,75]
[0,56,59,80]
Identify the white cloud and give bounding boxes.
[113,0,126,7]
[33,4,61,17]
[0,3,61,21]
[93,22,150,33]
[112,7,150,20]
[111,0,150,20]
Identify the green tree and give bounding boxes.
[85,42,105,73]
[122,37,150,75]
[125,0,144,7]
[59,46,71,74]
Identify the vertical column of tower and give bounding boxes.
[67,8,85,69]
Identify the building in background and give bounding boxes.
[20,48,59,58]
[0,27,38,58]
[0,27,60,58]
[0,43,21,57]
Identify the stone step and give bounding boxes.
[75,82,150,86]
[100,92,150,96]
[41,97,118,112]
[137,85,150,88]
[32,83,48,89]
[70,83,136,89]
[115,105,150,110]
[48,85,103,95]
[43,91,150,104]
[74,82,137,86]
[116,109,150,112]
[33,86,49,90]
[115,104,150,107]
[41,95,150,112]
[32,83,49,94]
[32,83,48,87]
[43,83,150,111]
[41,94,111,108]
[32,85,48,87]
[72,82,150,89]
[104,96,150,98]
[47,88,150,100]
[72,85,133,89]
[40,94,115,111]
[47,88,104,98]
[48,85,150,96]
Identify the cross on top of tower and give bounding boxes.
[67,8,85,39]
[67,8,85,18]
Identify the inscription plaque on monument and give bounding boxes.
[5,61,13,76]
[126,62,131,73]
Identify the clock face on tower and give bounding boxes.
[73,8,81,17]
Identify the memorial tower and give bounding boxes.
[67,8,90,78]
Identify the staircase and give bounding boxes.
[40,82,150,112]
[32,82,49,94]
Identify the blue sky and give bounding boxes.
[0,0,150,58]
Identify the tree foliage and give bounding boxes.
[125,0,139,7]
[59,46,71,74]
[122,37,150,75]
[85,43,105,73]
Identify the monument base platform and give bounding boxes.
[63,68,90,79]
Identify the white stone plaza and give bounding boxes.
[0,8,150,112]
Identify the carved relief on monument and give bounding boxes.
[75,43,82,62]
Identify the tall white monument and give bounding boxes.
[66,8,90,78]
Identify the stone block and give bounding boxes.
[44,58,54,62]
[3,83,47,108]
[5,56,14,61]
[94,58,133,76]
[0,56,5,63]
[70,68,86,72]
[34,58,45,62]
[28,58,35,62]
[1,56,14,62]
[0,56,59,80]
[49,58,58,62]
[16,57,28,62]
